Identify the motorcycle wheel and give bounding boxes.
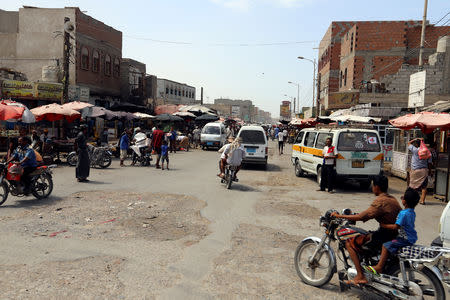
[294,239,334,287]
[67,152,77,167]
[388,264,445,300]
[226,174,233,189]
[99,155,112,168]
[31,174,53,199]
[0,181,9,206]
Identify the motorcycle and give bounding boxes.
[294,209,445,300]
[67,144,112,168]
[130,144,152,166]
[221,164,238,189]
[0,162,55,205]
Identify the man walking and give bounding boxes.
[75,125,90,182]
[319,137,337,193]
[152,125,165,169]
[119,129,130,167]
[169,127,177,153]
[277,129,284,155]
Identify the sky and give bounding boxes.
[3,0,450,117]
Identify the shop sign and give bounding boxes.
[280,104,290,118]
[326,92,359,109]
[1,80,34,98]
[0,130,19,137]
[35,82,63,100]
[69,85,90,102]
[231,105,240,117]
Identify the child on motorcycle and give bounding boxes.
[366,187,420,275]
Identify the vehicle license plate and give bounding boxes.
[352,160,365,168]
[246,148,256,153]
[207,142,213,146]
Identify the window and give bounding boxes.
[239,130,266,144]
[92,50,99,72]
[202,126,220,134]
[339,71,343,88]
[337,132,380,152]
[166,87,169,94]
[113,58,120,77]
[350,33,354,52]
[81,47,89,70]
[170,88,173,95]
[182,90,185,97]
[295,131,305,144]
[105,54,111,75]
[344,68,347,86]
[315,133,334,149]
[304,132,317,147]
[178,89,181,96]
[192,92,195,99]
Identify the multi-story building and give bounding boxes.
[120,58,146,107]
[0,6,122,107]
[318,21,449,110]
[214,98,254,122]
[156,78,196,105]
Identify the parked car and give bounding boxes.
[236,125,268,168]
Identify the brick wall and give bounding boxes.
[74,8,122,98]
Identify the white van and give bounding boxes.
[236,125,268,167]
[201,122,226,149]
[291,126,383,188]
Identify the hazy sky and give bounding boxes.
[3,0,449,116]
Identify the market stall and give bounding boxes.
[389,112,450,201]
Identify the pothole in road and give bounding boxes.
[255,199,321,218]
[6,191,210,243]
[0,256,125,299]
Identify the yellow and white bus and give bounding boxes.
[291,126,384,189]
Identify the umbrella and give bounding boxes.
[173,111,196,118]
[155,113,183,122]
[81,106,118,120]
[116,111,138,120]
[0,100,35,123]
[179,105,215,115]
[0,103,25,121]
[134,112,155,119]
[195,113,219,121]
[62,101,93,111]
[154,104,179,115]
[389,112,450,133]
[31,103,80,122]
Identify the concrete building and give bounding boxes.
[213,98,255,122]
[0,6,122,107]
[145,75,158,110]
[157,78,196,105]
[120,58,146,107]
[318,21,450,110]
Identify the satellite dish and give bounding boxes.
[64,21,75,33]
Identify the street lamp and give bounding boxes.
[297,56,318,116]
[288,81,300,114]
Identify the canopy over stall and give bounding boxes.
[31,103,80,122]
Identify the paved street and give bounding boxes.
[0,141,445,299]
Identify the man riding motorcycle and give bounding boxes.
[131,127,148,165]
[331,175,401,285]
[6,136,38,195]
[217,137,245,179]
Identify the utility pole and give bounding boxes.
[316,69,321,117]
[418,0,428,70]
[312,59,316,117]
[62,17,72,105]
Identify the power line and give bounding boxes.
[433,11,450,25]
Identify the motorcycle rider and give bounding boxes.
[331,175,401,285]
[217,137,245,179]
[131,127,148,165]
[7,136,38,194]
